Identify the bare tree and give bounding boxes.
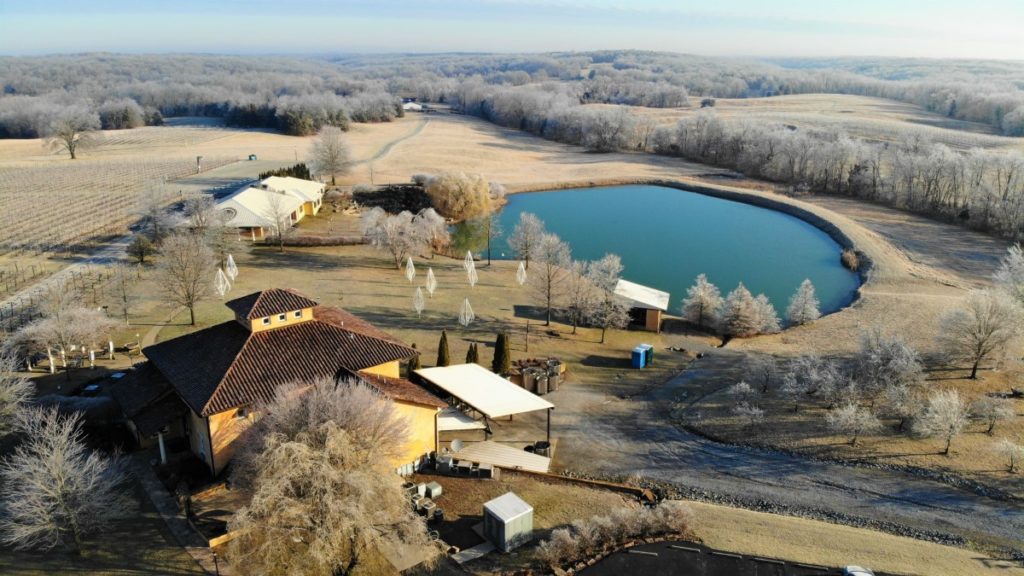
[0,351,32,437]
[136,181,173,243]
[0,407,129,553]
[309,125,350,185]
[992,437,1023,473]
[747,355,775,393]
[971,396,1016,435]
[529,233,571,326]
[786,279,821,325]
[681,274,722,330]
[155,233,214,326]
[184,196,236,267]
[937,289,1021,379]
[914,390,970,455]
[228,378,436,575]
[263,192,296,253]
[45,106,101,159]
[826,403,882,446]
[111,264,137,326]
[508,212,545,270]
[586,253,630,343]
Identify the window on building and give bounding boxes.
[236,407,247,419]
[294,310,303,319]
[261,317,270,326]
[277,313,286,322]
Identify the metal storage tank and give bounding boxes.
[482,492,534,552]
[535,374,549,395]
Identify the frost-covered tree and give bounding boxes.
[728,381,757,405]
[753,294,781,334]
[881,381,924,432]
[111,263,138,326]
[415,208,449,256]
[747,355,775,393]
[914,390,970,455]
[718,283,760,338]
[0,407,129,552]
[564,261,594,334]
[227,378,436,574]
[309,125,350,185]
[971,396,1016,435]
[855,329,924,404]
[586,253,630,343]
[993,437,1023,473]
[681,274,722,330]
[509,212,546,270]
[362,208,427,269]
[993,243,1024,305]
[732,402,765,428]
[826,402,883,446]
[529,233,571,326]
[937,289,1021,379]
[786,279,821,325]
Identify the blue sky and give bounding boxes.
[1,0,1022,59]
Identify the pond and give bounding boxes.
[454,184,860,317]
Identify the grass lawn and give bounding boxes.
[0,479,203,575]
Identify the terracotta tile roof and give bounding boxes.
[313,306,407,345]
[144,305,419,416]
[226,288,320,321]
[353,370,447,409]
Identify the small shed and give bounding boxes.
[483,492,534,552]
[614,279,670,333]
[631,344,654,369]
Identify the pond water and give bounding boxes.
[456,184,860,317]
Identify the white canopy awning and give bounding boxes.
[415,363,554,419]
[437,407,487,432]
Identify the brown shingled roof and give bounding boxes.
[109,363,187,437]
[226,288,320,320]
[144,304,419,416]
[354,370,447,408]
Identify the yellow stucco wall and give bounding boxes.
[209,407,255,475]
[248,306,315,333]
[361,360,401,378]
[392,400,438,467]
[302,200,321,216]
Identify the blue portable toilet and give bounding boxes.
[631,344,654,369]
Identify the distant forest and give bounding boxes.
[3,51,1024,138]
[4,51,1024,239]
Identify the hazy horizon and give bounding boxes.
[2,0,1022,60]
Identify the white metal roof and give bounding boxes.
[260,176,324,203]
[484,491,533,522]
[614,278,670,311]
[217,187,303,229]
[415,363,553,419]
[402,102,423,111]
[453,441,551,473]
[438,407,487,432]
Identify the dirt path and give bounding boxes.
[551,355,1024,553]
[352,116,429,166]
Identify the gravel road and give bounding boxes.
[552,353,1024,552]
